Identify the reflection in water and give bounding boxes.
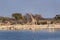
[34,28,60,33]
[42,28,60,32]
[0,29,60,40]
[46,28,55,32]
[47,24,55,32]
[46,24,56,32]
[0,28,60,40]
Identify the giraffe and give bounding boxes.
[27,13,37,25]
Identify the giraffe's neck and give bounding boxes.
[30,15,34,20]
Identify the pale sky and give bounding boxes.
[0,0,60,18]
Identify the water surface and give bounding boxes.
[0,29,60,40]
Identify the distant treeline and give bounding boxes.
[0,13,60,20]
[0,13,60,25]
